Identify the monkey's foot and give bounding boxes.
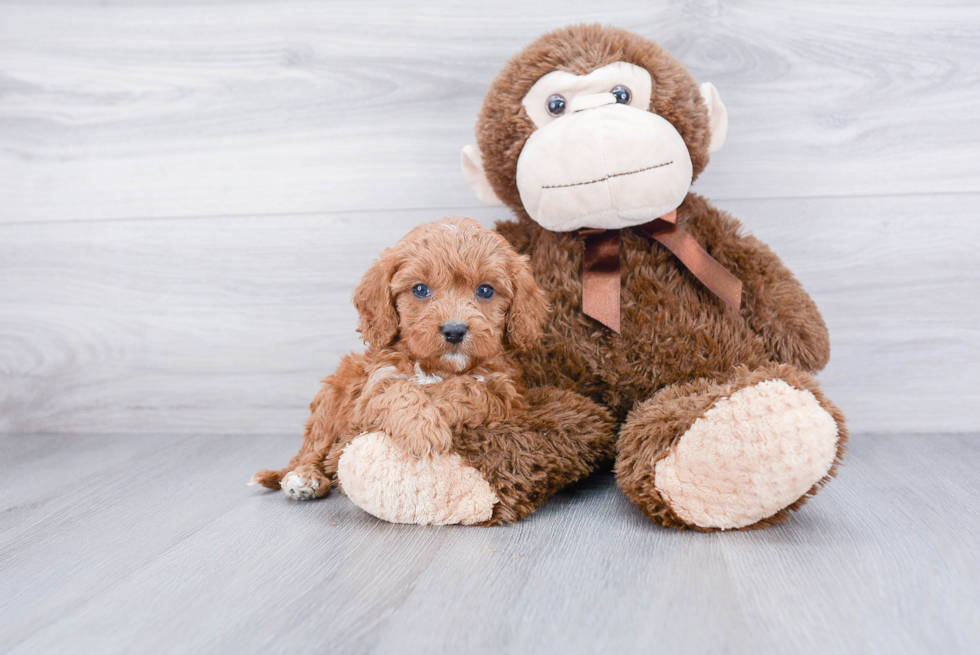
[657,380,838,529]
[617,364,847,531]
[337,432,499,526]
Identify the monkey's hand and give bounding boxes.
[735,234,831,372]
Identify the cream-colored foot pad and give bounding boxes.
[654,380,838,530]
[337,432,498,526]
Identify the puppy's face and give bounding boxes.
[392,238,509,374]
[353,217,548,373]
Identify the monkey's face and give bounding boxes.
[515,62,694,232]
[461,26,728,233]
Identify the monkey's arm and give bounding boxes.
[734,234,830,372]
[691,200,831,372]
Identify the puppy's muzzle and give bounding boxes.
[440,322,468,344]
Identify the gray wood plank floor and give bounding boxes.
[1,432,977,654]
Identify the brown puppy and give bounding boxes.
[253,217,583,524]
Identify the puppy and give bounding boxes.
[252,217,548,501]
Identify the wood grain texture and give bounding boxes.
[1,0,979,435]
[0,432,977,654]
[0,0,978,223]
[2,194,978,435]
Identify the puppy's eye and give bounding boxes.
[546,94,566,117]
[476,284,495,299]
[611,85,631,104]
[411,284,430,298]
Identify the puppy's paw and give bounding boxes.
[280,471,327,501]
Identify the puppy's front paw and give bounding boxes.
[280,471,325,501]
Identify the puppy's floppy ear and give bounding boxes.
[505,251,549,351]
[353,247,400,350]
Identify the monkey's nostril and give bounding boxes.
[441,322,468,344]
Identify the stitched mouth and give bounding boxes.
[541,161,673,190]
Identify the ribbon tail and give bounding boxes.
[650,226,743,311]
[581,230,622,333]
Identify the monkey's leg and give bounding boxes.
[456,387,617,525]
[615,362,847,531]
[335,430,499,525]
[335,387,616,526]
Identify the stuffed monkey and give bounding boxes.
[460,24,847,530]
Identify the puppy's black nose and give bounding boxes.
[441,322,468,344]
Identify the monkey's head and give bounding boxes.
[461,25,727,232]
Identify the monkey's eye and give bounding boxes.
[476,284,495,299]
[611,85,632,104]
[546,94,566,117]
[412,284,430,298]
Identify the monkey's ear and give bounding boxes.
[699,82,728,154]
[461,145,504,206]
[352,248,400,350]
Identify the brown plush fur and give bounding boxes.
[253,217,617,523]
[496,194,834,418]
[615,362,847,531]
[476,25,847,530]
[455,386,615,525]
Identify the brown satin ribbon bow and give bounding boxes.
[579,210,743,333]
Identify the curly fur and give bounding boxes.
[253,217,617,523]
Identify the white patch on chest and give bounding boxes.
[369,360,485,387]
[414,363,444,385]
[366,365,409,391]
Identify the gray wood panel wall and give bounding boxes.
[1,0,978,435]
